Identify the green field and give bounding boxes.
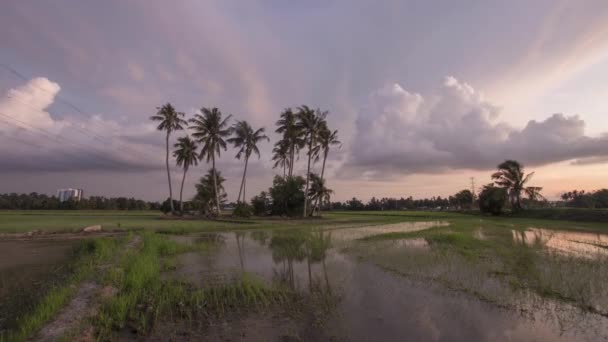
[1,209,607,234]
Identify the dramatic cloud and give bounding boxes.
[0,77,59,130]
[0,78,162,172]
[342,77,608,179]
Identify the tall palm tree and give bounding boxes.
[275,108,304,177]
[189,107,232,216]
[308,173,333,216]
[173,136,199,214]
[227,121,269,203]
[150,103,186,214]
[491,160,543,210]
[296,105,327,216]
[312,125,340,214]
[272,140,291,178]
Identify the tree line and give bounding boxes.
[0,192,159,210]
[560,189,608,209]
[330,190,474,211]
[330,160,547,216]
[152,103,340,217]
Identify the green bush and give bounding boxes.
[251,191,271,216]
[269,176,305,217]
[233,202,252,218]
[478,184,507,216]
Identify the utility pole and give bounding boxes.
[470,177,476,206]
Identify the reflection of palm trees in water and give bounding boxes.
[308,230,333,294]
[235,232,245,271]
[267,230,333,294]
[270,231,306,290]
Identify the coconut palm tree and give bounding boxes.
[173,136,198,214]
[227,121,269,203]
[275,108,304,177]
[150,103,186,214]
[296,105,327,216]
[272,140,291,178]
[308,173,333,216]
[189,107,232,216]
[491,160,543,210]
[312,125,340,214]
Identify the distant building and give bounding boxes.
[56,188,83,202]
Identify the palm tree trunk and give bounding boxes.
[179,166,188,214]
[314,150,329,216]
[289,144,295,177]
[243,171,247,203]
[303,139,312,217]
[165,132,174,214]
[237,156,249,203]
[212,154,220,216]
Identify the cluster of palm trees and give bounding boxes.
[152,104,267,216]
[152,103,340,217]
[272,106,341,216]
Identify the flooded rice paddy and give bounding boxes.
[2,220,608,341]
[160,223,608,341]
[0,239,80,334]
[513,228,608,258]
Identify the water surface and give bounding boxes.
[166,225,608,341]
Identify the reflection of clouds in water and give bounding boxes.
[329,221,449,242]
[167,229,608,341]
[473,228,487,240]
[393,238,429,249]
[512,228,608,258]
[416,306,441,342]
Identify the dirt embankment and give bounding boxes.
[34,234,141,341]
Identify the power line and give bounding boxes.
[0,63,163,162]
[0,111,143,170]
[4,91,157,162]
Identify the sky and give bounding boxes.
[1,0,608,202]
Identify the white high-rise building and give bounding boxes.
[56,188,83,202]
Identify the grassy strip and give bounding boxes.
[95,232,294,339]
[507,208,608,223]
[0,237,125,342]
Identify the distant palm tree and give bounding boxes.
[272,140,291,178]
[173,136,199,214]
[491,160,543,210]
[296,105,327,216]
[227,121,269,203]
[189,107,232,216]
[150,103,186,214]
[275,108,304,177]
[312,125,340,214]
[308,173,333,216]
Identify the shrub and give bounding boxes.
[233,202,252,218]
[269,176,305,217]
[478,184,507,216]
[251,191,271,216]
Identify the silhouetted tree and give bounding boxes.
[150,103,186,214]
[189,107,232,216]
[173,136,199,213]
[492,160,543,210]
[227,120,269,203]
